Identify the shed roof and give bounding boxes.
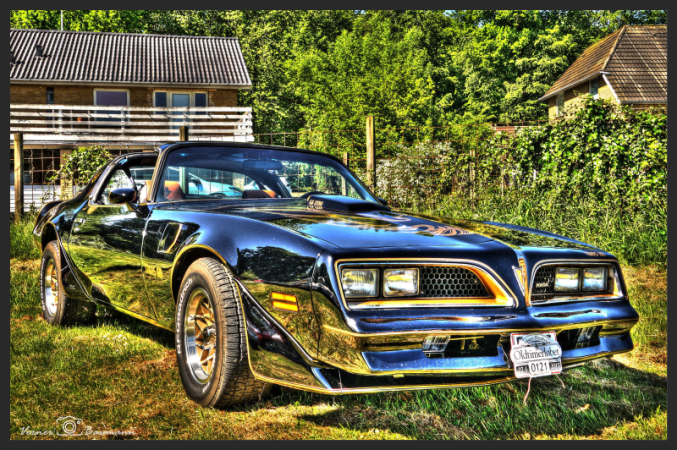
[539,25,667,104]
[9,28,251,88]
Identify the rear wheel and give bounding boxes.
[175,258,272,408]
[40,241,96,326]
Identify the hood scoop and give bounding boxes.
[307,195,391,213]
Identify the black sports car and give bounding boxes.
[33,143,639,407]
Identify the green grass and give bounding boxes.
[420,191,667,267]
[10,221,667,440]
[10,215,41,261]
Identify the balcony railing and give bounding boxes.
[10,104,253,142]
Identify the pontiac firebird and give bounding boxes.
[33,143,639,407]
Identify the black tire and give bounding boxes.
[175,258,272,408]
[40,241,96,327]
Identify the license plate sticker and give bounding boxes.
[510,331,563,378]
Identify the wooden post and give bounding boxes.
[13,133,24,223]
[366,116,375,190]
[59,150,73,200]
[342,152,349,196]
[179,126,189,142]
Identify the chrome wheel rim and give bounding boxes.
[184,288,217,385]
[44,260,59,316]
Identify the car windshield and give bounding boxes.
[156,146,376,203]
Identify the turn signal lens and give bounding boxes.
[383,269,419,297]
[555,268,581,292]
[271,292,298,312]
[342,269,379,298]
[583,268,607,292]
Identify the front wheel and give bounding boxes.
[175,258,272,408]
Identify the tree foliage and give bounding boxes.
[10,10,667,132]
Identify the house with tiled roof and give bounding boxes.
[10,28,254,212]
[539,25,667,119]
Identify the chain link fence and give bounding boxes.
[252,120,546,210]
[10,141,161,214]
[10,120,545,214]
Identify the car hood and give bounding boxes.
[160,197,598,251]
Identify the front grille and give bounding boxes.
[532,266,556,294]
[419,267,490,298]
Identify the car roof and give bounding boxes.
[155,142,345,165]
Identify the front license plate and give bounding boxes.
[510,331,563,378]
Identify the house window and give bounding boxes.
[94,89,130,123]
[153,91,207,108]
[46,87,54,105]
[556,94,564,116]
[94,89,130,107]
[589,78,599,100]
[154,91,208,128]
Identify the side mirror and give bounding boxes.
[377,197,388,206]
[109,188,137,205]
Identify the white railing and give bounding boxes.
[10,104,254,142]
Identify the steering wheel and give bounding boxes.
[299,191,326,199]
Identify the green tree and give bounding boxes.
[288,14,439,132]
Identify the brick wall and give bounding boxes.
[10,84,238,107]
[10,85,48,104]
[209,89,238,107]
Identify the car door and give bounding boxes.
[68,167,157,321]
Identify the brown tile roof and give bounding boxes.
[9,29,251,88]
[539,25,667,104]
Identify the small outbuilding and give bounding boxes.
[539,25,667,119]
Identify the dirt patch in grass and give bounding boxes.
[131,350,178,375]
[622,265,667,293]
[10,259,41,273]
[302,405,479,440]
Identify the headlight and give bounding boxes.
[383,269,419,297]
[341,269,379,298]
[555,268,581,292]
[583,267,607,291]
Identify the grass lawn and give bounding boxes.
[10,243,667,439]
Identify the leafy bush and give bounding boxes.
[45,145,112,200]
[484,96,667,212]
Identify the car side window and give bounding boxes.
[99,169,135,205]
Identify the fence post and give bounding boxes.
[366,116,375,191]
[13,133,24,223]
[60,150,73,200]
[179,126,189,142]
[342,152,349,196]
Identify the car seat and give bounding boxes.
[163,181,187,201]
[242,190,276,199]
